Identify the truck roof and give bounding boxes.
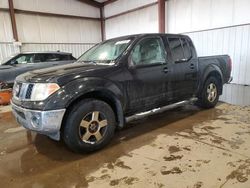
[20,51,72,55]
[104,33,189,42]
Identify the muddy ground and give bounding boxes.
[0,103,249,188]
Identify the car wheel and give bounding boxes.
[196,76,220,109]
[62,99,116,153]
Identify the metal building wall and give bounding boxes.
[0,0,101,61]
[104,0,158,39]
[167,0,250,105]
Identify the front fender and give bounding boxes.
[44,77,124,111]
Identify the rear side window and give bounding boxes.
[58,54,75,60]
[180,38,192,60]
[168,38,185,62]
[44,54,59,62]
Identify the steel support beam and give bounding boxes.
[158,0,165,33]
[8,0,18,41]
[100,7,106,41]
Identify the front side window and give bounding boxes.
[78,38,133,64]
[131,38,166,66]
[14,54,34,64]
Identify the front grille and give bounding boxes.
[25,84,34,99]
[13,82,34,101]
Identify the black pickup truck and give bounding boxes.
[11,34,232,153]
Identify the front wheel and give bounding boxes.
[196,76,220,108]
[62,99,116,153]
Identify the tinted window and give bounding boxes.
[33,54,46,62]
[57,54,75,61]
[181,38,192,60]
[131,38,166,66]
[168,38,185,62]
[44,54,59,62]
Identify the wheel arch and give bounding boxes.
[62,89,125,132]
[199,65,224,95]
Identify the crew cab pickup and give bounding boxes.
[11,34,232,153]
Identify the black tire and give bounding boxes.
[196,76,220,109]
[62,99,116,153]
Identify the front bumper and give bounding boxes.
[11,102,66,140]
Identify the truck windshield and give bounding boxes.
[77,38,134,64]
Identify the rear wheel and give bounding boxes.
[63,99,116,153]
[196,76,220,108]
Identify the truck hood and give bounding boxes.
[17,62,114,85]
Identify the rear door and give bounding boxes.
[167,36,198,99]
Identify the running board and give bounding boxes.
[126,97,198,123]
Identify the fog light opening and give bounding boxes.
[31,114,41,129]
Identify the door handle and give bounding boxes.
[189,63,195,69]
[163,67,169,73]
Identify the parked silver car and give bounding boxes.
[0,51,76,88]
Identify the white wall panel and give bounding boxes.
[168,0,250,105]
[167,0,250,33]
[104,0,157,17]
[234,0,250,25]
[0,0,8,8]
[16,14,102,43]
[13,0,100,18]
[220,84,250,106]
[21,43,94,59]
[0,43,20,63]
[187,24,250,86]
[0,12,14,42]
[105,5,158,39]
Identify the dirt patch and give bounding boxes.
[183,146,191,151]
[202,126,220,130]
[115,160,132,170]
[193,181,203,188]
[161,167,182,175]
[211,139,223,144]
[168,146,181,153]
[220,159,250,187]
[163,155,183,161]
[109,176,139,186]
[107,163,114,169]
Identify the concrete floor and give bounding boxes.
[0,103,250,188]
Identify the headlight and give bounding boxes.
[30,83,60,101]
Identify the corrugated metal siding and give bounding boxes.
[105,4,158,39]
[186,24,250,86]
[0,43,20,63]
[0,11,14,42]
[13,0,100,18]
[15,14,101,43]
[167,0,250,105]
[21,43,94,59]
[167,0,250,34]
[220,84,250,106]
[104,0,157,17]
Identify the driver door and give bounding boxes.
[126,36,171,113]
